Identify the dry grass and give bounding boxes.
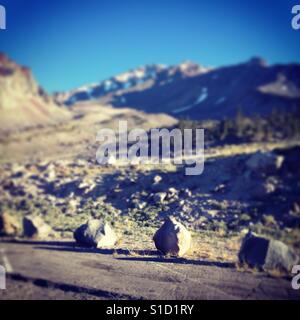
[185,232,240,263]
[112,228,241,264]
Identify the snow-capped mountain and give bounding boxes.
[56,57,300,120]
[55,62,210,106]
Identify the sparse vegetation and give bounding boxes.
[178,107,300,146]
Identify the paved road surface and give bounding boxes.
[0,240,299,300]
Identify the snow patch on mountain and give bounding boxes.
[172,104,195,114]
[172,88,208,114]
[215,97,227,105]
[56,61,210,106]
[196,88,208,104]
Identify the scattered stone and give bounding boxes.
[293,203,300,214]
[0,213,20,236]
[214,184,226,193]
[153,216,191,257]
[153,175,162,184]
[74,219,118,248]
[11,164,25,175]
[44,163,56,180]
[75,159,86,167]
[168,187,177,195]
[238,231,299,273]
[78,181,89,189]
[46,195,57,204]
[262,215,278,227]
[167,187,178,200]
[153,192,167,204]
[181,205,192,214]
[23,215,53,238]
[182,188,192,197]
[69,198,79,210]
[136,202,147,210]
[194,216,208,228]
[78,180,96,194]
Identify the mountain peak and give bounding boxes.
[113,64,166,83]
[56,61,206,106]
[247,56,267,67]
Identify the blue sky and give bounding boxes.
[0,0,300,92]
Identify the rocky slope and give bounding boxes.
[0,54,70,133]
[57,58,300,120]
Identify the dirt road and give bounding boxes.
[0,240,299,300]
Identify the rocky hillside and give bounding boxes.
[57,58,300,120]
[0,54,70,133]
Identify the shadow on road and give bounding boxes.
[31,242,235,269]
[0,239,76,246]
[117,256,235,269]
[7,273,141,300]
[34,244,159,256]
[1,239,235,269]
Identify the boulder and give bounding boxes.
[153,192,167,204]
[238,232,299,273]
[23,215,53,238]
[0,213,20,236]
[246,152,284,174]
[74,219,118,248]
[153,217,191,257]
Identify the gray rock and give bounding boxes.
[238,232,299,273]
[44,163,56,180]
[74,219,118,248]
[153,216,191,257]
[168,187,178,195]
[182,188,192,197]
[167,187,179,200]
[23,215,53,238]
[265,240,299,272]
[0,213,20,236]
[153,192,167,204]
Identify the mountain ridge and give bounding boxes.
[54,61,211,106]
[55,57,300,120]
